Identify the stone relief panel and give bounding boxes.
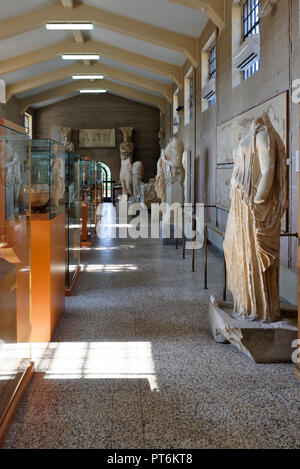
[216,92,287,218]
[216,167,232,211]
[79,129,116,148]
[217,92,287,165]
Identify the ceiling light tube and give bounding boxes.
[79,89,107,93]
[46,23,94,30]
[62,54,100,60]
[72,75,104,80]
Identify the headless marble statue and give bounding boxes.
[155,153,167,203]
[119,127,134,197]
[223,114,288,322]
[52,156,65,209]
[132,161,144,199]
[162,138,185,187]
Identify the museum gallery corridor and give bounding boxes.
[3,204,299,449]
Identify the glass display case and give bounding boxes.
[31,139,65,219]
[81,159,95,187]
[80,160,97,245]
[65,151,81,292]
[0,119,32,433]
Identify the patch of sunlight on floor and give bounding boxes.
[70,245,136,251]
[101,224,132,228]
[30,341,158,391]
[0,342,31,379]
[75,264,138,272]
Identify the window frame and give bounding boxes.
[208,44,216,107]
[24,112,32,138]
[173,89,180,135]
[209,44,216,81]
[184,68,194,126]
[242,0,261,80]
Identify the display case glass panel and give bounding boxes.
[65,152,81,290]
[31,139,65,219]
[0,120,31,422]
[81,161,97,243]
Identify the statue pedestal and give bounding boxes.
[209,300,297,363]
[160,182,183,245]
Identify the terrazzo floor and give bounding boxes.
[3,203,300,449]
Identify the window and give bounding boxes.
[201,32,216,112]
[209,45,216,107]
[24,112,32,138]
[184,69,193,125]
[190,76,193,121]
[243,0,260,80]
[96,161,112,201]
[209,45,216,80]
[173,90,179,135]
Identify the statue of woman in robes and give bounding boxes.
[223,114,288,322]
[155,153,167,203]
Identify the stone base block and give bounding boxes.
[209,300,297,363]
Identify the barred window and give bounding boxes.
[209,45,216,106]
[190,76,193,121]
[24,112,32,138]
[209,45,216,80]
[184,69,193,125]
[243,0,260,80]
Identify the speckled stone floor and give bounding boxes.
[3,204,300,449]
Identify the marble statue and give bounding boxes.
[119,127,134,197]
[155,154,167,203]
[223,114,288,322]
[162,138,185,187]
[132,161,144,199]
[52,157,65,209]
[61,127,74,152]
[143,178,160,209]
[5,143,23,217]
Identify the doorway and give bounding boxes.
[95,161,112,202]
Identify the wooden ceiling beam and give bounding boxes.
[7,62,172,102]
[168,0,225,31]
[0,1,198,66]
[20,79,167,113]
[0,39,182,88]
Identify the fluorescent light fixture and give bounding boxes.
[72,75,104,80]
[46,23,94,30]
[79,89,107,93]
[62,54,100,60]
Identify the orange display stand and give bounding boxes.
[297,106,300,379]
[0,118,33,446]
[31,212,66,342]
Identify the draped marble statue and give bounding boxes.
[119,127,134,197]
[53,156,65,209]
[132,161,144,200]
[162,138,185,187]
[155,153,167,203]
[143,178,159,209]
[223,114,288,322]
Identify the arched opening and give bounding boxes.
[95,161,112,202]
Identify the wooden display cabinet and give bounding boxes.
[30,139,66,342]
